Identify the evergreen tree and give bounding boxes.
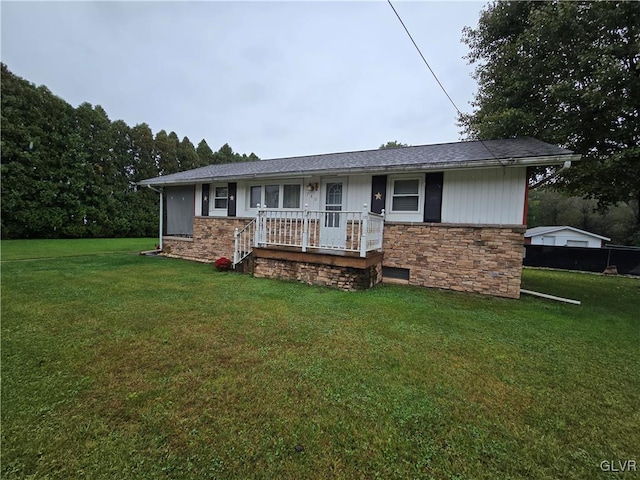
[178,136,199,171]
[154,130,179,175]
[108,119,135,236]
[0,63,259,239]
[212,143,260,164]
[196,139,215,166]
[69,102,114,237]
[130,123,157,181]
[129,123,159,237]
[1,64,75,238]
[213,143,236,164]
[379,141,409,149]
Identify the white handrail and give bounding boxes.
[233,218,256,267]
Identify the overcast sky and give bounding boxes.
[2,1,487,160]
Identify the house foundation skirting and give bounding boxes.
[163,216,250,263]
[161,217,525,298]
[383,222,525,299]
[252,248,383,292]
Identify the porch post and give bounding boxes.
[233,227,239,266]
[302,203,309,253]
[360,203,368,257]
[254,204,262,248]
[379,208,386,250]
[159,187,164,250]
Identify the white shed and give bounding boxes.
[525,226,610,248]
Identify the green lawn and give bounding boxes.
[2,239,638,479]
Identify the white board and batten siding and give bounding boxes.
[441,167,526,225]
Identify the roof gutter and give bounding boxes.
[528,156,579,190]
[137,154,581,187]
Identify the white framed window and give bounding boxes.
[250,185,262,209]
[265,184,279,208]
[283,184,301,209]
[213,185,228,210]
[248,182,302,209]
[390,177,420,212]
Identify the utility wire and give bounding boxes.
[386,0,506,166]
[387,0,462,116]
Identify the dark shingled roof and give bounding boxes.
[138,137,578,186]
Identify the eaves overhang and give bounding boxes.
[138,153,581,187]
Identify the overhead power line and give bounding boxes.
[386,0,506,167]
[386,0,462,116]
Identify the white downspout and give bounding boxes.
[529,160,572,190]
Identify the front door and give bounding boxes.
[320,180,346,248]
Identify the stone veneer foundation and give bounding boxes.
[252,249,383,291]
[382,222,525,299]
[162,216,249,263]
[161,217,525,298]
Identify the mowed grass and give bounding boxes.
[1,239,638,479]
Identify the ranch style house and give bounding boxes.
[138,137,581,298]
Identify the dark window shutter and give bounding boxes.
[227,182,237,217]
[423,173,443,223]
[201,184,210,216]
[370,175,387,214]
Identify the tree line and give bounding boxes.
[0,64,258,239]
[528,189,638,245]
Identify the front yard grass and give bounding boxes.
[1,239,638,479]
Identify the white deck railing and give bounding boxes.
[233,218,256,266]
[233,204,384,267]
[254,204,384,257]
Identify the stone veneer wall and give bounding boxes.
[382,223,525,299]
[162,216,251,263]
[162,217,525,298]
[253,257,383,291]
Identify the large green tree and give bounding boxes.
[460,1,640,229]
[196,139,215,165]
[129,123,160,237]
[379,141,409,149]
[1,63,259,239]
[178,136,200,171]
[211,143,259,164]
[1,63,76,238]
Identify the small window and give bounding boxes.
[392,179,419,211]
[283,184,301,209]
[214,186,228,209]
[566,240,588,247]
[250,186,262,208]
[265,185,279,208]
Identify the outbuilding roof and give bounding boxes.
[138,137,580,186]
[525,226,610,241]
